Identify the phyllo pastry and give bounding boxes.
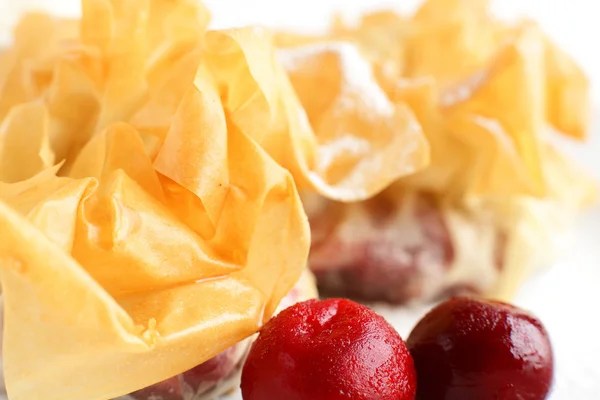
[0,0,362,398]
[0,0,429,397]
[275,0,596,304]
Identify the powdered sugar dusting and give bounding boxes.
[441,69,489,107]
[316,135,371,172]
[278,41,394,117]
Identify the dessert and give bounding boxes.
[276,0,596,304]
[0,0,592,398]
[407,297,554,400]
[241,298,417,400]
[0,1,316,399]
[0,0,426,399]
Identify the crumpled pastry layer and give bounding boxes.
[278,0,592,199]
[277,0,596,306]
[0,0,401,399]
[0,0,429,398]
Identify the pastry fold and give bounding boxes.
[0,0,429,398]
[278,0,595,304]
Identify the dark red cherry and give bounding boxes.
[241,298,417,400]
[407,297,553,400]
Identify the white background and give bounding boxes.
[1,1,600,399]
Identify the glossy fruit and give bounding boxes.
[309,193,455,304]
[128,344,243,400]
[407,297,554,400]
[308,193,506,305]
[241,298,417,400]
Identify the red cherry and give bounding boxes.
[241,298,417,400]
[128,343,245,400]
[407,297,554,400]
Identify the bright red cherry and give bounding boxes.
[241,298,417,400]
[407,297,554,400]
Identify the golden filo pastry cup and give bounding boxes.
[277,0,596,304]
[0,0,430,399]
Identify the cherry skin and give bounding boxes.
[241,298,417,400]
[128,376,181,400]
[407,297,554,400]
